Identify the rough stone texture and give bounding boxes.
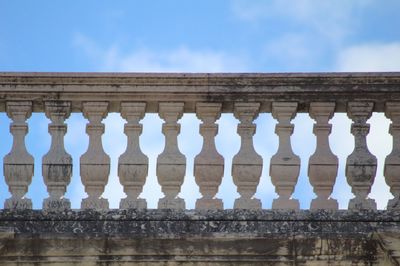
[0,210,399,265]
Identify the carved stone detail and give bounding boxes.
[232,103,262,209]
[118,102,148,209]
[42,101,72,211]
[80,102,110,210]
[308,102,338,210]
[194,103,224,210]
[3,101,34,209]
[157,102,186,209]
[384,102,400,210]
[346,102,377,210]
[270,102,300,210]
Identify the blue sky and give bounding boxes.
[0,0,400,210]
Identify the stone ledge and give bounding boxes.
[0,210,398,236]
[1,72,400,113]
[0,210,398,265]
[1,209,400,221]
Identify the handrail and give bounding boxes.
[1,72,400,112]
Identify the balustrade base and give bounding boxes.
[43,198,70,211]
[349,198,377,210]
[310,198,338,210]
[120,198,147,209]
[195,198,223,210]
[272,198,300,210]
[234,198,261,209]
[158,197,185,210]
[81,197,109,210]
[0,209,399,265]
[4,198,32,210]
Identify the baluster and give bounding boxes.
[42,101,72,210]
[194,103,224,210]
[384,102,400,210]
[270,102,300,210]
[157,102,186,209]
[3,101,34,209]
[80,102,110,210]
[346,102,377,210]
[308,102,338,210]
[232,103,262,209]
[118,102,148,209]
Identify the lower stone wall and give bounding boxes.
[0,210,399,265]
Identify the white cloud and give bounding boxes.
[73,33,248,72]
[337,43,400,71]
[232,0,371,42]
[262,33,325,70]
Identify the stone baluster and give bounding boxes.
[80,102,110,210]
[270,102,300,210]
[42,101,72,210]
[346,102,377,210]
[308,102,338,210]
[384,102,400,210]
[194,103,224,210]
[3,101,34,209]
[157,102,186,209]
[232,103,262,209]
[118,102,148,209]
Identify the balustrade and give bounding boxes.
[0,72,400,211]
[42,101,72,210]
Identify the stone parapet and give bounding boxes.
[1,72,400,264]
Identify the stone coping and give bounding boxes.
[1,72,400,113]
[0,209,399,222]
[0,210,399,239]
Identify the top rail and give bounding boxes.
[1,72,400,113]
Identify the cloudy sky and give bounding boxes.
[0,0,400,209]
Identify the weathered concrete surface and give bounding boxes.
[0,210,399,265]
[1,72,400,113]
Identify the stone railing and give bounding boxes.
[3,72,400,265]
[1,72,400,212]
